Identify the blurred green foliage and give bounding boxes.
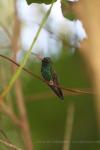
[0,51,100,150]
[0,0,100,149]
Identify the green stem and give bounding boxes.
[1,3,53,98]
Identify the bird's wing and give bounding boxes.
[49,70,64,100]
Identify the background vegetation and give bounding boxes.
[0,0,100,150]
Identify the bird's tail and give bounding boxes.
[49,85,64,100]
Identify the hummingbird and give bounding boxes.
[41,57,64,100]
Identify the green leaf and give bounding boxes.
[26,0,56,4]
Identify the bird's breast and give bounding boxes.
[41,65,52,81]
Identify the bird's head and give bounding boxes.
[42,57,52,65]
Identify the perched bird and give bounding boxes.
[41,57,64,100]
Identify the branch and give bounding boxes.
[0,54,93,96]
[27,90,92,101]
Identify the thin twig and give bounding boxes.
[27,90,91,101]
[0,54,93,95]
[0,139,22,150]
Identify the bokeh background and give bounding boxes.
[0,0,100,150]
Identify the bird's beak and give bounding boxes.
[32,52,44,60]
[36,54,44,60]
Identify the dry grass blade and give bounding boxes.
[0,139,22,150]
[0,129,11,143]
[63,103,75,150]
[0,102,21,127]
[0,23,12,40]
